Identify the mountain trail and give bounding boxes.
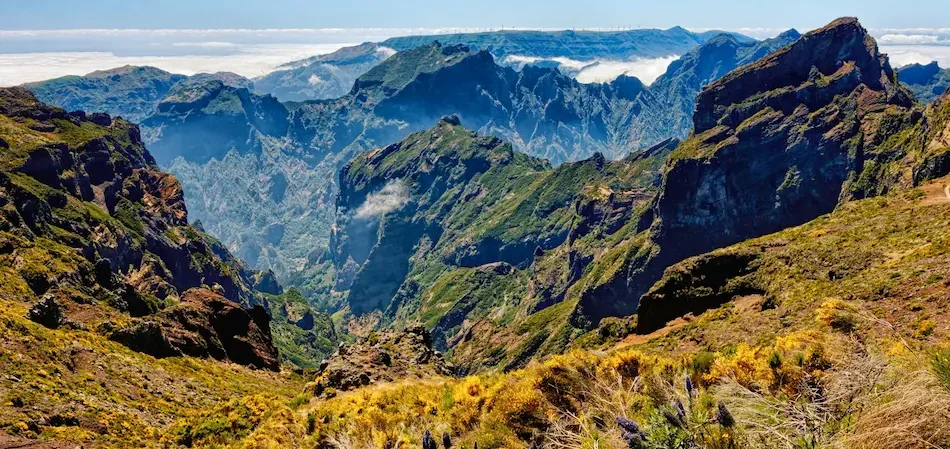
[920,175,950,205]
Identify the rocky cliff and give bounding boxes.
[575,18,945,333]
[0,87,280,368]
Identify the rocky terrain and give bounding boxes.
[308,326,452,396]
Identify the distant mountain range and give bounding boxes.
[22,28,799,302]
[254,27,756,101]
[898,61,950,104]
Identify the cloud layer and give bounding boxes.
[881,45,950,68]
[0,44,350,86]
[575,56,680,84]
[355,180,410,219]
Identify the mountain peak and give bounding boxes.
[778,28,802,40]
[694,16,910,133]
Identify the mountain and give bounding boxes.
[25,67,252,123]
[899,61,950,104]
[329,117,674,369]
[324,18,950,373]
[21,31,798,305]
[0,87,336,368]
[254,27,756,102]
[23,66,187,123]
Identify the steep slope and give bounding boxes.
[330,118,673,370]
[898,61,950,104]
[573,17,937,334]
[0,87,277,363]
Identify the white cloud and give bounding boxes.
[881,45,950,68]
[171,41,240,49]
[505,54,676,85]
[0,43,352,86]
[307,74,324,85]
[355,180,410,218]
[575,56,679,85]
[376,46,397,58]
[878,34,950,46]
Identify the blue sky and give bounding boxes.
[2,0,948,30]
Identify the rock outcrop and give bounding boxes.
[308,326,452,395]
[0,87,279,368]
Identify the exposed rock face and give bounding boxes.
[0,87,278,368]
[660,17,912,259]
[157,289,279,370]
[574,18,924,333]
[308,326,452,395]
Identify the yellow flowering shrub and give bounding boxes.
[706,343,774,389]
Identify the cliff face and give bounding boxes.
[0,87,279,368]
[657,17,912,261]
[590,18,937,333]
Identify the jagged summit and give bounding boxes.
[695,17,910,132]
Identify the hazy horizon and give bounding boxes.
[1,24,949,87]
